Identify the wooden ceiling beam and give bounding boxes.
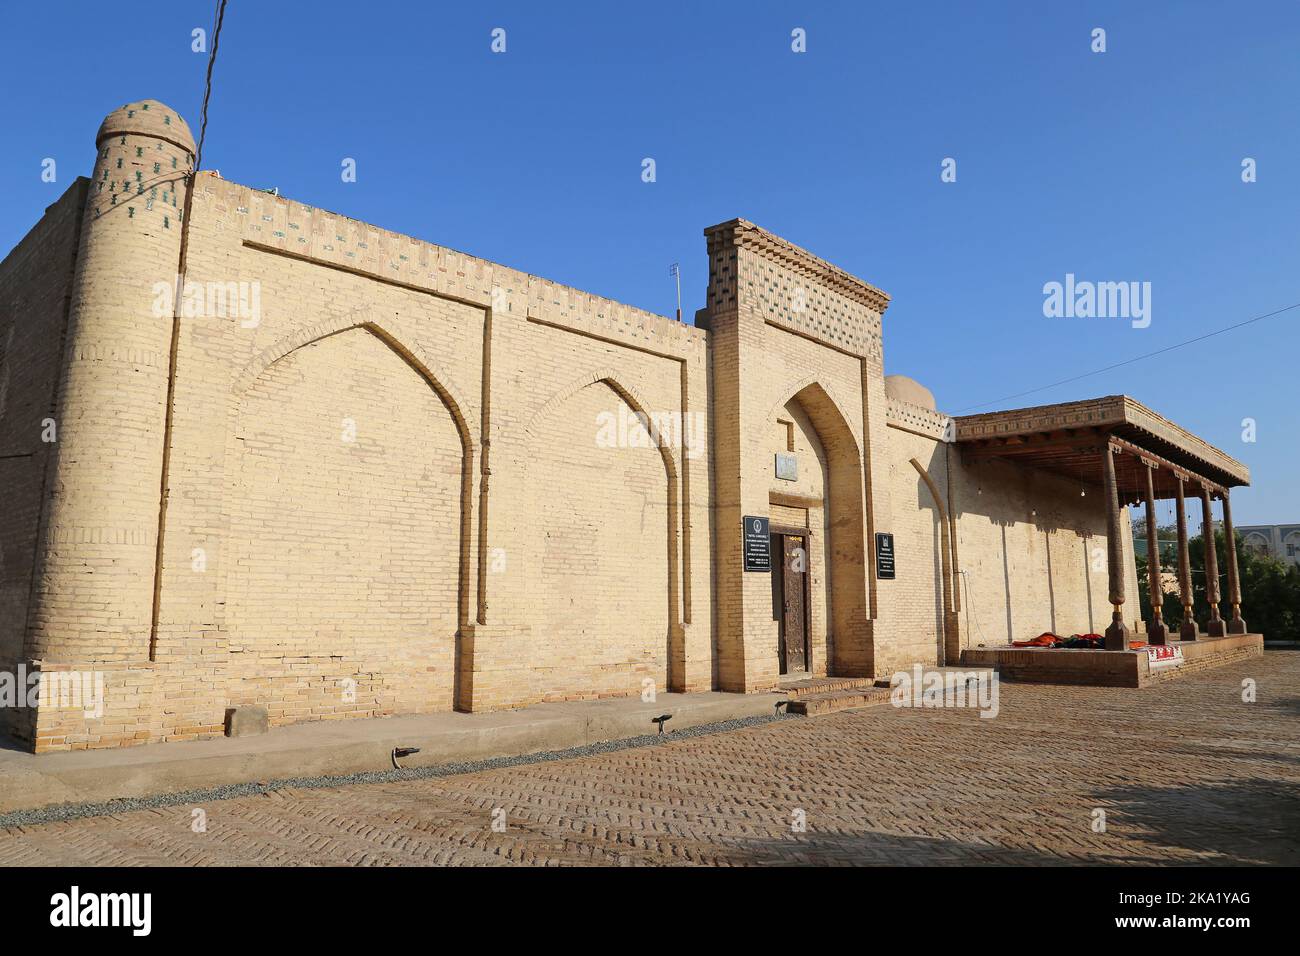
[960,427,1105,461]
[1107,436,1226,496]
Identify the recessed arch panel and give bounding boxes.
[222,324,468,723]
[521,376,677,702]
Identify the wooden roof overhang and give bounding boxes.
[954,396,1250,507]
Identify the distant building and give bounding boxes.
[1238,525,1300,567]
[1133,536,1179,564]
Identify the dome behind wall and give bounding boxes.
[884,374,936,411]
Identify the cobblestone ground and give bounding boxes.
[1,651,1296,866]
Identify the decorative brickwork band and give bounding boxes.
[703,219,891,314]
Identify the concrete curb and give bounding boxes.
[0,691,787,816]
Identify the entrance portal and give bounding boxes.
[773,532,810,674]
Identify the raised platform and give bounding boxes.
[960,633,1264,688]
[0,690,784,815]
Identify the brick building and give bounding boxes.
[0,101,1254,751]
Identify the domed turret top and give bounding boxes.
[884,374,936,411]
[96,100,195,155]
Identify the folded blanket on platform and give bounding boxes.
[1009,632,1150,650]
[1012,632,1063,647]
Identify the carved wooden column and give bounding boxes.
[1200,484,1226,637]
[1221,489,1248,634]
[1142,461,1168,645]
[1174,474,1198,640]
[1103,443,1131,650]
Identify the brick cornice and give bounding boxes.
[704,218,891,314]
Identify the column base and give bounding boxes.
[1179,619,1199,641]
[1104,618,1131,651]
[1206,618,1227,637]
[1146,620,1169,645]
[1228,617,1248,635]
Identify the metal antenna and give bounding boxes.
[669,262,681,322]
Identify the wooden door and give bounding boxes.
[781,534,808,673]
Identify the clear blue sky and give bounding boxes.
[3,1,1296,524]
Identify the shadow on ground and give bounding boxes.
[723,829,1145,866]
[724,778,1300,866]
[1265,695,1300,718]
[1096,777,1300,866]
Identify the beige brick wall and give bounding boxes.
[876,418,1129,676]
[0,101,1178,751]
[147,170,706,733]
[0,180,87,746]
[521,379,670,703]
[223,327,463,725]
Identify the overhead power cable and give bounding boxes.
[954,300,1300,414]
[194,0,229,172]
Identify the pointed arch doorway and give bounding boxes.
[763,380,871,680]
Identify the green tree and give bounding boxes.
[1138,530,1300,640]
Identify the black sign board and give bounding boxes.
[743,515,771,572]
[875,532,896,579]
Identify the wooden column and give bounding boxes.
[1200,484,1226,637]
[1174,475,1198,640]
[1103,443,1131,650]
[1221,489,1248,634]
[1142,461,1168,645]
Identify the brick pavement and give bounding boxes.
[1,651,1296,866]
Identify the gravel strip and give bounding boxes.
[0,711,799,830]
